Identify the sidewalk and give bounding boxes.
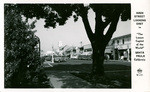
[46,71,94,88]
[46,70,129,88]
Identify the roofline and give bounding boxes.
[112,34,131,40]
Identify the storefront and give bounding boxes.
[114,44,131,61]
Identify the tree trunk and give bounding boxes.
[80,6,120,76]
[91,43,106,76]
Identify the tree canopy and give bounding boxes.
[16,4,130,28]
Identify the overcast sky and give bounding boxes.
[34,9,131,52]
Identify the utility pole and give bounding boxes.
[51,45,54,63]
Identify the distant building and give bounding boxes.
[105,40,114,60]
[53,34,131,61]
[59,45,80,59]
[82,44,92,55]
[58,41,63,48]
[78,34,131,61]
[70,47,80,59]
[45,51,55,56]
[112,34,131,61]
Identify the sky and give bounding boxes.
[34,9,131,52]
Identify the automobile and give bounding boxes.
[78,55,92,60]
[54,56,69,62]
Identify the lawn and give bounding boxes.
[44,60,131,88]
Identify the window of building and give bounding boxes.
[122,39,124,44]
[117,40,119,45]
[112,40,114,45]
[73,49,76,53]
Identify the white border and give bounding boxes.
[1,0,150,92]
[131,0,150,92]
[0,1,4,91]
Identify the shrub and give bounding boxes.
[4,4,49,88]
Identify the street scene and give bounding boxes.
[40,33,131,88]
[4,4,131,88]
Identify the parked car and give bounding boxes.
[78,55,92,60]
[54,56,69,62]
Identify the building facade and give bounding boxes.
[112,34,131,61]
[78,34,131,61]
[54,34,131,61]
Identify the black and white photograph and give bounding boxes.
[4,3,132,88]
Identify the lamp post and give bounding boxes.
[51,46,54,63]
